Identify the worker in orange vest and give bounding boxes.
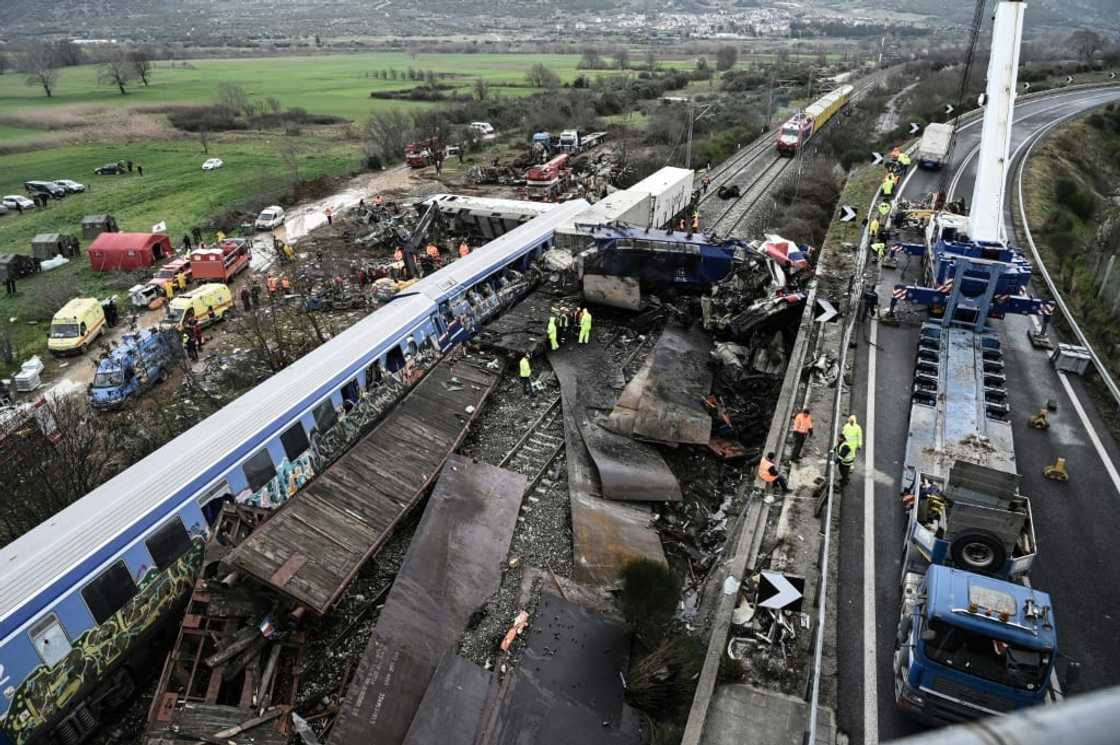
[458,242,470,258]
[757,451,789,492]
[790,408,813,462]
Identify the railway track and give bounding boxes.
[709,155,792,235]
[495,396,566,495]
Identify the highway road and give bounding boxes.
[835,85,1120,745]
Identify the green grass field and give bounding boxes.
[0,133,359,373]
[0,52,599,127]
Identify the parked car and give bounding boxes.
[94,162,126,175]
[254,205,285,230]
[53,179,86,193]
[202,158,224,171]
[2,195,36,211]
[25,181,67,199]
[0,204,9,217]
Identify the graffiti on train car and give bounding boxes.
[0,532,206,745]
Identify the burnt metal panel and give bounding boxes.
[551,344,682,502]
[608,324,713,445]
[473,288,567,357]
[226,357,502,614]
[484,592,645,745]
[402,654,494,745]
[331,455,526,745]
[550,345,666,585]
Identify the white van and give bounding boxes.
[255,205,285,230]
[469,122,496,141]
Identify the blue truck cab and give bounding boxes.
[88,329,177,410]
[894,565,1056,724]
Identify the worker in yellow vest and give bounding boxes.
[843,415,864,453]
[519,353,534,397]
[578,307,592,344]
[547,316,559,351]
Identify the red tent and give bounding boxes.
[88,232,171,272]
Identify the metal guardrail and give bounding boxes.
[1013,103,1120,407]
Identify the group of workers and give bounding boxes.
[518,307,593,397]
[756,410,866,493]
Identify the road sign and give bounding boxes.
[815,298,839,323]
[871,151,883,165]
[841,205,857,222]
[1111,72,1117,80]
[978,93,988,106]
[944,104,955,115]
[1066,75,1074,84]
[758,570,804,611]
[1023,81,1032,91]
[152,221,167,233]
[909,122,920,134]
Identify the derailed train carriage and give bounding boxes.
[0,199,590,745]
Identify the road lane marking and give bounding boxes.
[864,316,880,745]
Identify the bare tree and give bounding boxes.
[1069,29,1105,63]
[579,46,604,70]
[215,82,251,116]
[265,95,283,113]
[97,50,134,95]
[615,47,630,70]
[129,48,153,86]
[644,49,656,72]
[362,109,415,167]
[716,45,739,71]
[526,63,561,89]
[198,126,210,155]
[50,40,84,67]
[20,41,59,98]
[474,77,490,101]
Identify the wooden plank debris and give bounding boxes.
[225,352,503,614]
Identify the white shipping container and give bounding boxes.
[631,167,694,229]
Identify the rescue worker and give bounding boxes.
[280,276,291,291]
[897,151,911,172]
[678,217,687,232]
[459,241,470,258]
[182,233,193,252]
[183,332,199,361]
[547,315,559,351]
[176,271,187,290]
[834,435,855,489]
[691,210,701,232]
[394,247,405,264]
[871,241,887,263]
[251,283,262,307]
[790,408,813,462]
[163,280,174,300]
[578,307,592,344]
[869,218,880,239]
[519,353,534,397]
[283,243,295,261]
[881,177,894,197]
[325,207,333,226]
[425,243,441,265]
[757,451,789,492]
[843,414,864,453]
[861,286,879,321]
[878,201,891,222]
[241,286,252,311]
[374,194,384,207]
[216,230,226,242]
[267,275,280,294]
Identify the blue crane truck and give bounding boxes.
[889,211,1072,724]
[88,328,179,409]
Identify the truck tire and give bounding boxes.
[950,531,1006,573]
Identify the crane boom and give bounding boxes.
[969,0,1027,243]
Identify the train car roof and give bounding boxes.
[401,198,589,305]
[0,292,435,638]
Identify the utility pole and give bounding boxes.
[685,101,714,170]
